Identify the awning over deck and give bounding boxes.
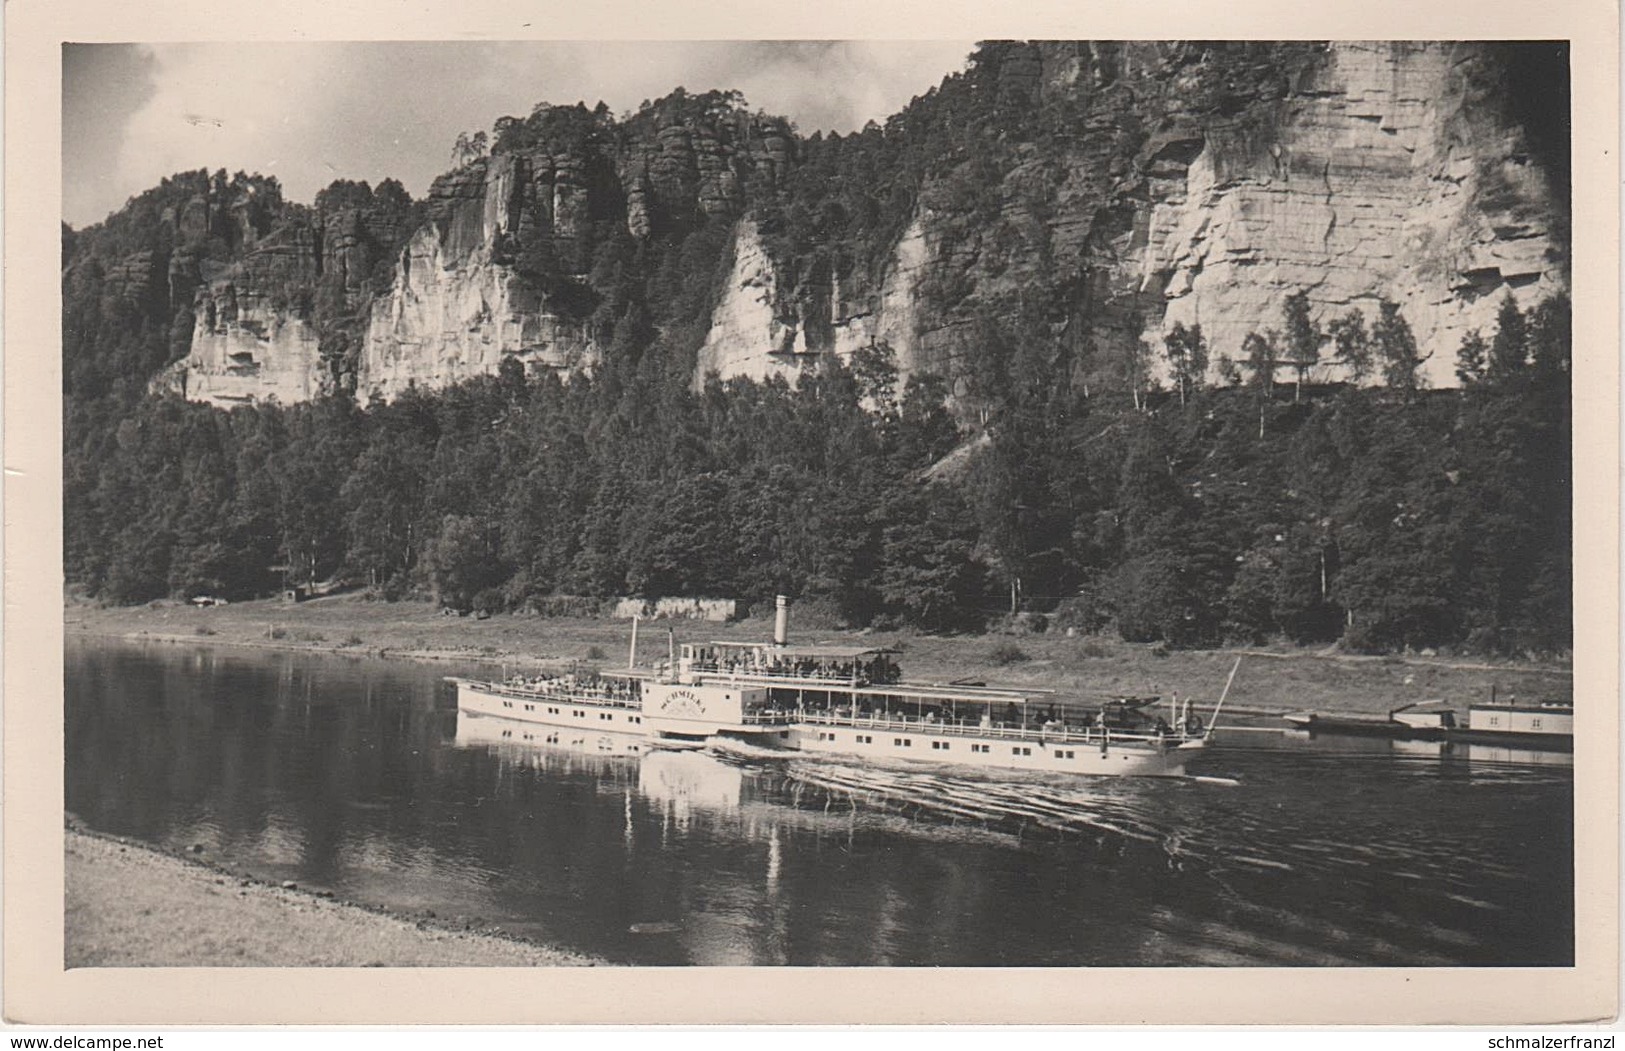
[803,682,1046,705]
[700,641,898,660]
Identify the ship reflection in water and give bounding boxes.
[453,711,745,815]
[1282,727,1575,769]
[66,638,1574,967]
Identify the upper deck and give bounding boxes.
[448,674,642,710]
[680,639,902,689]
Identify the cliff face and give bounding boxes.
[125,42,1565,407]
[700,41,1566,393]
[695,215,930,386]
[357,157,595,403]
[1137,41,1563,385]
[167,223,324,405]
[357,99,796,401]
[153,176,420,407]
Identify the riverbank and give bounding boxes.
[66,594,1573,718]
[64,821,602,967]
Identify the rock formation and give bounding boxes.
[109,42,1566,407]
[698,41,1567,393]
[357,157,596,403]
[1138,41,1564,386]
[170,223,324,406]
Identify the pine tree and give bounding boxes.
[1242,330,1276,392]
[1327,309,1374,385]
[1241,330,1276,438]
[1487,293,1529,382]
[1373,300,1424,391]
[1454,329,1488,386]
[1126,339,1154,412]
[1281,291,1321,401]
[1527,293,1571,389]
[1162,322,1207,406]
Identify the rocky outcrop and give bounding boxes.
[360,101,795,401]
[695,213,934,387]
[137,43,1564,406]
[694,219,802,382]
[167,223,325,406]
[173,303,323,407]
[1138,41,1564,386]
[697,41,1566,394]
[357,156,596,402]
[360,228,591,402]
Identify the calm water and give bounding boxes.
[65,638,1574,966]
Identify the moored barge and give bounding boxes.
[1284,697,1573,751]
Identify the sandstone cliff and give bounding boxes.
[154,175,420,406]
[1139,41,1563,386]
[357,96,796,401]
[117,42,1566,407]
[357,157,595,403]
[171,222,324,406]
[698,41,1567,393]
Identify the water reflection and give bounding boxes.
[1265,723,1574,773]
[66,639,1574,966]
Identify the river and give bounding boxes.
[65,637,1574,966]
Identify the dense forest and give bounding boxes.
[64,275,1571,655]
[62,44,1573,656]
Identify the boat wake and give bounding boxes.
[779,760,1191,856]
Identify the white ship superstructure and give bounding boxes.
[450,598,1220,778]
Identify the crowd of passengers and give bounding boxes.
[752,698,1196,736]
[502,673,637,702]
[687,647,903,685]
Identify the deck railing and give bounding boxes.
[689,663,867,688]
[736,711,797,726]
[470,680,642,710]
[790,710,1200,746]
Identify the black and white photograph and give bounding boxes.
[6,0,1619,1028]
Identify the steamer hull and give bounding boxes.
[446,600,1223,780]
[451,678,650,736]
[784,723,1201,776]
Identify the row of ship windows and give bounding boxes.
[497,702,641,724]
[814,731,1080,760]
[1484,716,1545,729]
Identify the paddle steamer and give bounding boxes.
[450,598,1221,778]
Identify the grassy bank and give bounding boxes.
[64,821,601,967]
[66,593,1572,718]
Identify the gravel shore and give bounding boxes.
[65,825,602,968]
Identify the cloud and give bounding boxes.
[64,41,974,227]
[62,44,160,226]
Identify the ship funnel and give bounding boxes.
[774,595,790,647]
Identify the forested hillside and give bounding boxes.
[62,42,1573,655]
[64,291,1571,654]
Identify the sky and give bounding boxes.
[61,41,976,229]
